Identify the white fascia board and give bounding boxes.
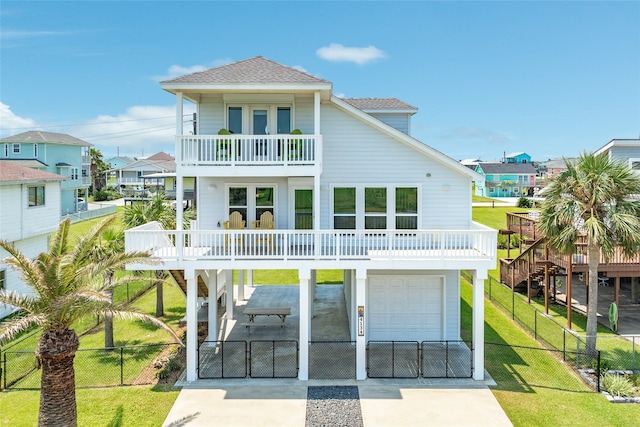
[162,83,332,96]
[330,96,483,182]
[363,109,418,115]
[594,139,640,156]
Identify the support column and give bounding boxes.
[226,270,234,320]
[207,270,218,344]
[299,269,311,380]
[567,254,573,329]
[185,268,197,381]
[175,92,184,233]
[238,269,245,301]
[355,268,367,380]
[472,269,487,380]
[247,269,253,287]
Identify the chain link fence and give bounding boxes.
[2,343,181,390]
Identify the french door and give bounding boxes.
[228,185,275,225]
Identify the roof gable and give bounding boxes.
[0,160,65,183]
[342,98,417,113]
[0,131,92,147]
[162,56,329,85]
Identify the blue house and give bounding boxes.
[0,131,92,214]
[504,152,531,164]
[474,162,538,197]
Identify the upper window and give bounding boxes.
[28,186,45,207]
[3,144,8,157]
[333,185,419,230]
[33,143,38,157]
[630,158,640,172]
[12,144,20,154]
[71,168,79,180]
[226,105,292,135]
[228,107,242,134]
[277,107,291,134]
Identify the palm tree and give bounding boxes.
[89,147,108,194]
[123,193,195,317]
[538,152,640,352]
[0,217,181,427]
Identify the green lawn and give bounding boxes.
[472,194,506,203]
[473,206,529,230]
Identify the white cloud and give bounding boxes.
[316,43,387,65]
[0,29,74,40]
[0,102,36,136]
[152,57,234,82]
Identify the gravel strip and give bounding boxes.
[306,386,364,427]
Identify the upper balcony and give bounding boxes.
[176,134,321,177]
[124,222,497,271]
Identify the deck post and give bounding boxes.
[299,268,311,380]
[226,270,234,320]
[473,269,487,380]
[207,270,218,345]
[238,269,245,301]
[185,268,197,381]
[567,255,573,329]
[355,268,367,380]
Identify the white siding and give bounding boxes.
[0,182,60,242]
[319,104,472,230]
[368,113,410,134]
[198,94,225,135]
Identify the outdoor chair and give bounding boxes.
[223,211,246,250]
[251,211,275,251]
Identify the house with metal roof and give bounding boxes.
[124,56,496,382]
[0,131,91,214]
[474,162,538,198]
[0,161,65,318]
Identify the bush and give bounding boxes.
[94,188,121,202]
[516,197,532,208]
[497,233,521,250]
[601,372,638,397]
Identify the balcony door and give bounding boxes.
[228,185,275,226]
[252,108,268,157]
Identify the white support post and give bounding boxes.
[207,270,218,344]
[226,270,234,320]
[176,92,184,233]
[472,270,487,380]
[185,268,197,381]
[298,269,311,380]
[238,269,245,301]
[355,268,367,380]
[314,91,320,135]
[247,269,253,288]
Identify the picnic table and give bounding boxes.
[241,307,291,334]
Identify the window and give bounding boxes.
[0,269,5,290]
[33,143,38,157]
[630,159,640,172]
[28,186,45,207]
[395,187,418,229]
[365,187,387,229]
[71,168,79,180]
[228,107,242,134]
[255,187,274,219]
[277,107,291,134]
[229,187,248,221]
[228,185,275,224]
[13,144,20,154]
[333,187,356,229]
[4,144,8,157]
[332,185,419,230]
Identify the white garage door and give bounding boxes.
[368,275,443,341]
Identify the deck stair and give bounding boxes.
[169,270,209,298]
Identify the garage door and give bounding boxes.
[368,276,443,341]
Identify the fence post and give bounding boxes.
[597,351,601,392]
[1,348,4,390]
[534,311,537,340]
[563,330,566,360]
[512,289,515,320]
[120,347,124,386]
[633,336,636,371]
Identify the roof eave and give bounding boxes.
[162,82,333,100]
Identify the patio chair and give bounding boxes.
[223,211,246,250]
[251,211,275,251]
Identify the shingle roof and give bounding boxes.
[477,162,538,174]
[1,159,48,168]
[146,151,175,161]
[0,160,65,183]
[162,56,329,85]
[341,98,417,112]
[0,131,92,147]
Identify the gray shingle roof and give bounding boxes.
[341,98,417,111]
[162,56,329,85]
[476,162,538,174]
[0,131,92,147]
[0,160,65,183]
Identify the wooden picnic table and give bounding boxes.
[241,307,291,334]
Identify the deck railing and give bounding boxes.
[176,134,320,166]
[125,222,496,263]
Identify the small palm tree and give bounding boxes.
[0,217,181,427]
[123,193,195,317]
[538,152,640,352]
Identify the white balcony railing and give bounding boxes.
[125,222,496,264]
[176,134,320,167]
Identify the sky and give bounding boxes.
[1,1,639,162]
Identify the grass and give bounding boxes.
[473,206,529,231]
[472,194,506,203]
[460,279,640,426]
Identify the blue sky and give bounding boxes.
[1,1,639,162]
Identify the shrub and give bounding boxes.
[593,358,612,377]
[601,372,638,398]
[497,233,521,250]
[516,197,532,208]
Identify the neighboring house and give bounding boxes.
[537,157,577,180]
[0,131,91,214]
[0,161,64,318]
[108,152,176,194]
[124,56,497,382]
[474,162,538,197]
[504,152,531,164]
[594,139,640,174]
[460,158,483,170]
[106,155,135,170]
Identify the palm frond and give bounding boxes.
[0,312,47,344]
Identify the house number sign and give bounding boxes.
[357,306,364,336]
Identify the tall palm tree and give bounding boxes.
[0,217,181,427]
[538,152,640,352]
[89,147,108,194]
[123,193,195,317]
